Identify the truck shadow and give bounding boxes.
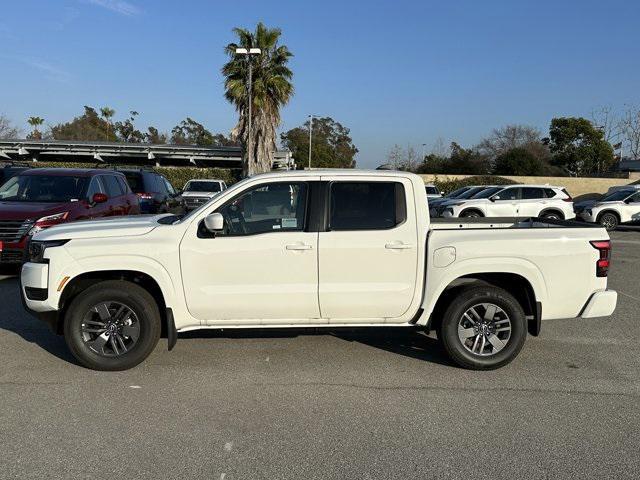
[1,273,452,368]
[0,277,78,365]
[180,327,454,367]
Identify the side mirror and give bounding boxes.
[203,212,224,232]
[92,193,108,204]
[489,196,498,202]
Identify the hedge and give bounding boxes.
[25,161,238,190]
[429,175,518,194]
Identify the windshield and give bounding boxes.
[458,187,485,199]
[185,181,221,193]
[446,187,469,198]
[470,187,502,199]
[0,175,88,202]
[601,190,634,202]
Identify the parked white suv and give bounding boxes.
[180,179,227,211]
[441,185,575,219]
[425,184,442,199]
[579,189,640,230]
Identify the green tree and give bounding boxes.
[280,117,358,169]
[51,106,117,141]
[493,147,546,175]
[27,116,45,140]
[222,23,294,176]
[170,118,237,146]
[145,126,167,144]
[100,107,116,138]
[114,111,145,143]
[548,117,615,176]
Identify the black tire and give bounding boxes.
[438,286,527,370]
[460,210,483,218]
[540,211,563,220]
[63,280,161,371]
[597,212,619,231]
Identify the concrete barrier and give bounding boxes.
[420,172,640,200]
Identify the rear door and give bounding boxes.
[318,176,418,322]
[517,187,546,217]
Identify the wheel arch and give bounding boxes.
[539,208,565,219]
[56,270,168,336]
[424,272,541,336]
[459,208,485,217]
[596,209,621,223]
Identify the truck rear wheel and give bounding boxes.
[63,280,161,371]
[438,286,526,370]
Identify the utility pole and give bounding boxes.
[308,114,313,169]
[235,47,262,176]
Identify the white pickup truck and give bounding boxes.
[20,170,617,371]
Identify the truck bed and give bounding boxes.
[429,216,600,230]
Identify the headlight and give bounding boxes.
[586,209,592,215]
[28,211,69,236]
[28,239,69,263]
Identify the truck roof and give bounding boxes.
[250,169,419,179]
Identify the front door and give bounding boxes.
[318,177,419,322]
[487,187,520,217]
[180,178,321,324]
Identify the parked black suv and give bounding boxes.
[116,168,182,214]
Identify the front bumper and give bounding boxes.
[0,237,28,264]
[581,290,617,318]
[20,263,61,332]
[579,211,597,223]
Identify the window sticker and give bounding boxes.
[282,218,297,229]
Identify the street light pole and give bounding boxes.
[236,47,261,176]
[308,114,313,169]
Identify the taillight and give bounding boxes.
[562,188,573,202]
[136,193,154,200]
[590,240,611,277]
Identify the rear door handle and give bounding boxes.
[286,244,313,251]
[385,242,413,250]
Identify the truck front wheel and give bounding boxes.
[438,286,527,370]
[63,280,161,371]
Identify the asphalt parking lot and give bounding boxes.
[1,231,639,479]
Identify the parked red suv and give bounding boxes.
[0,168,140,263]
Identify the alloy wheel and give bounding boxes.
[457,303,512,356]
[80,301,140,357]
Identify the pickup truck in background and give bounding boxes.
[20,171,617,371]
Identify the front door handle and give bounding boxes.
[286,244,313,251]
[385,242,413,250]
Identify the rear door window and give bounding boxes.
[543,188,557,198]
[521,187,545,200]
[329,182,406,230]
[102,175,124,197]
[123,172,144,193]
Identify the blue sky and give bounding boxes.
[1,0,639,167]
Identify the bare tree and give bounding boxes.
[0,114,21,139]
[590,105,621,144]
[477,124,543,158]
[429,137,450,158]
[386,144,404,169]
[620,105,640,160]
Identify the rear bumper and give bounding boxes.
[581,290,617,318]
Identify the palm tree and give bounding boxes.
[222,23,294,176]
[27,116,45,140]
[100,107,116,139]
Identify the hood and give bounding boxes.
[0,201,73,221]
[442,198,487,207]
[33,214,166,241]
[593,200,623,208]
[575,200,598,209]
[180,191,219,198]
